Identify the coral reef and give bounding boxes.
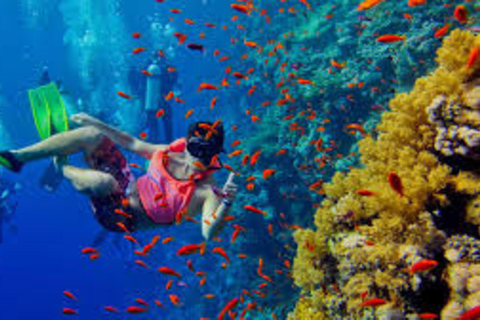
[442,235,480,319]
[290,30,480,319]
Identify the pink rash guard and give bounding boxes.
[137,138,221,224]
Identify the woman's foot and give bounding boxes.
[0,151,23,173]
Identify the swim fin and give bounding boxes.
[29,83,69,192]
[0,151,23,173]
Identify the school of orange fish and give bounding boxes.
[61,0,480,319]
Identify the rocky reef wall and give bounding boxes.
[290,30,480,319]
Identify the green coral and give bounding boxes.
[290,30,480,319]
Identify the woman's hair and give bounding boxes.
[186,121,225,153]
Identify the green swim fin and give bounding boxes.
[28,82,69,192]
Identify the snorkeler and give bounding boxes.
[0,114,237,240]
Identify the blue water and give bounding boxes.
[0,1,298,319]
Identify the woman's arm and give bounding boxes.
[201,173,237,241]
[71,113,167,159]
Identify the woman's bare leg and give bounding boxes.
[12,126,105,163]
[60,164,120,197]
[12,126,120,198]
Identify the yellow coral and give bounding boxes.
[291,30,480,319]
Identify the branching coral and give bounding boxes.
[290,30,480,319]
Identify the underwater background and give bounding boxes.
[0,0,479,319]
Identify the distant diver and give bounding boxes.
[0,114,237,240]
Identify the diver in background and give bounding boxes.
[0,114,237,241]
[144,58,178,142]
[0,179,20,244]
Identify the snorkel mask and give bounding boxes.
[186,121,225,165]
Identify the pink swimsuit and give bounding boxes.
[137,138,221,224]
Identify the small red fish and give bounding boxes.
[126,306,147,314]
[434,24,450,38]
[177,243,206,256]
[359,298,386,308]
[132,32,141,38]
[376,35,406,43]
[169,294,181,306]
[198,83,218,91]
[459,306,480,320]
[263,169,276,180]
[418,313,438,319]
[218,298,239,320]
[454,5,469,23]
[356,189,376,196]
[63,308,78,315]
[104,306,119,313]
[467,46,479,70]
[231,4,250,15]
[132,47,146,54]
[409,259,438,274]
[158,266,181,277]
[81,247,98,254]
[117,91,132,99]
[244,205,267,216]
[388,171,404,197]
[63,291,77,300]
[212,247,230,263]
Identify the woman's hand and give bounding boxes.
[70,113,102,127]
[222,181,238,203]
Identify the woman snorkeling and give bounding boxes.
[0,113,238,240]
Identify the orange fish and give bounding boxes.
[408,0,426,7]
[357,0,383,11]
[359,298,386,308]
[331,60,346,68]
[165,91,174,101]
[126,306,147,314]
[170,9,182,14]
[434,24,450,38]
[156,109,165,118]
[228,150,243,158]
[467,46,479,70]
[297,78,314,85]
[177,243,206,256]
[388,171,404,197]
[141,70,152,76]
[218,298,239,320]
[410,259,438,274]
[250,151,261,166]
[132,32,141,38]
[162,237,174,244]
[185,18,195,25]
[169,294,181,306]
[117,91,132,99]
[135,260,149,269]
[454,5,468,23]
[185,109,194,119]
[63,308,78,315]
[356,189,376,196]
[173,32,187,44]
[158,266,181,277]
[231,4,250,15]
[104,306,119,313]
[63,291,77,300]
[132,47,146,54]
[124,235,137,245]
[198,83,218,91]
[204,294,215,299]
[263,169,276,180]
[298,0,312,10]
[244,205,267,216]
[376,35,406,43]
[81,247,98,254]
[212,247,230,263]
